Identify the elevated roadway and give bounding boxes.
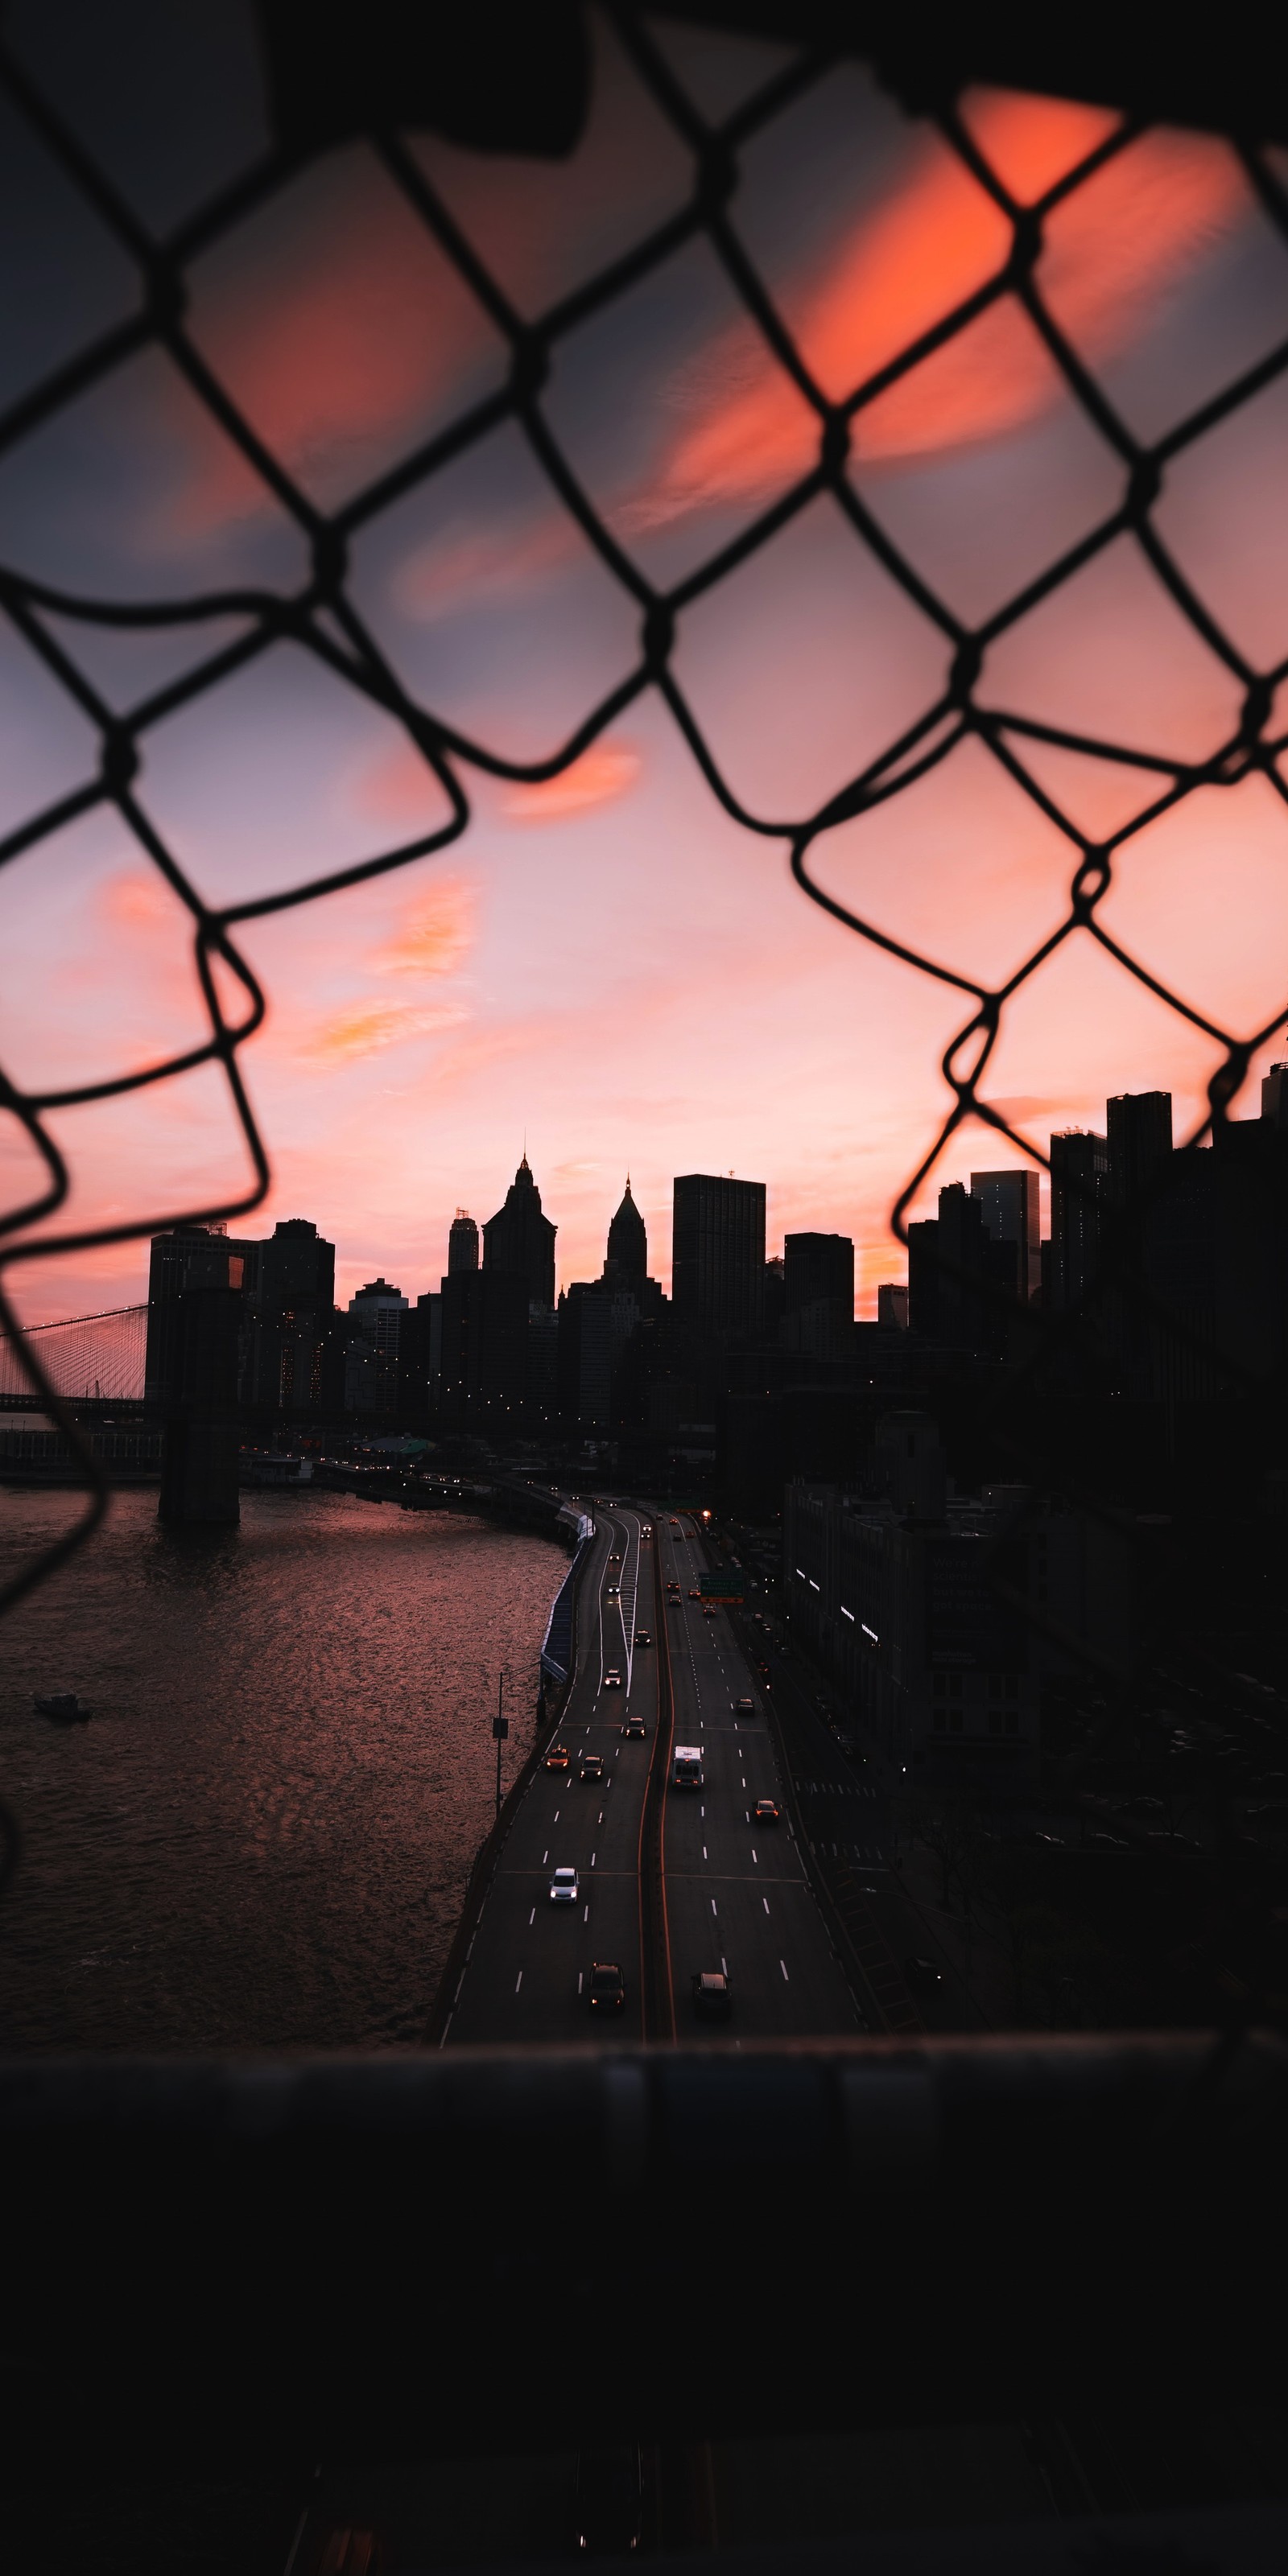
[445,1504,861,2046]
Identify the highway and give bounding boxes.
[654,1514,861,2040]
[444,1502,659,2043]
[444,1505,860,2046]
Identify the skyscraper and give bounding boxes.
[970,1171,1040,1303]
[782,1231,854,1357]
[1107,1091,1173,1206]
[242,1217,338,1415]
[1049,1131,1109,1311]
[483,1156,556,1308]
[603,1178,646,1288]
[448,1210,479,1274]
[346,1279,408,1411]
[672,1175,766,1342]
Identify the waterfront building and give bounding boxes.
[146,1223,246,1524]
[345,1279,408,1412]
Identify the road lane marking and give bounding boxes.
[578,1972,584,1993]
[591,1851,597,1866]
[751,1849,758,1865]
[598,1810,604,1823]
[515,1972,523,1993]
[702,1844,708,1858]
[543,1851,547,1864]
[529,1908,535,1924]
[763,1898,770,1914]
[780,1959,789,1980]
[553,1810,559,1821]
[584,1904,589,1920]
[711,1898,718,1916]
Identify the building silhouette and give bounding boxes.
[146,1224,248,1523]
[672,1174,766,1344]
[483,1156,556,1307]
[603,1178,646,1289]
[970,1171,1040,1304]
[241,1218,338,1417]
[448,1210,479,1274]
[1049,1131,1110,1313]
[345,1279,408,1412]
[782,1231,854,1358]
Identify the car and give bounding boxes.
[688,1588,701,1600]
[588,1960,625,2014]
[580,1752,605,1782]
[733,1697,755,1715]
[606,1583,620,1597]
[691,1970,732,2020]
[642,1525,653,1539]
[545,1745,570,1771]
[905,1956,943,1983]
[573,2443,642,2553]
[622,1717,646,1739]
[549,1867,579,1903]
[701,1605,716,1619]
[604,1669,622,1690]
[669,1519,679,1528]
[634,1630,652,1647]
[753,1798,780,1825]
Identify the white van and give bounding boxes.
[672,1745,703,1788]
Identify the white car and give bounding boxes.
[604,1668,622,1689]
[549,1867,580,1905]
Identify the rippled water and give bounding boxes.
[0,1486,562,2052]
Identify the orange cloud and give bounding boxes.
[180,156,502,526]
[645,95,1247,520]
[303,999,468,1062]
[502,744,639,819]
[370,878,474,977]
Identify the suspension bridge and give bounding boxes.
[0,1305,147,1410]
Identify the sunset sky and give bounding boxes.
[3,4,1288,1323]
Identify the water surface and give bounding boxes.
[0,1486,561,2050]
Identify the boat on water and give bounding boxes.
[33,1692,92,1725]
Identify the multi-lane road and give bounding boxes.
[444,1506,859,2045]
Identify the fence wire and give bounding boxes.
[0,11,1286,1754]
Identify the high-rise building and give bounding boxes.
[603,1178,646,1288]
[1049,1131,1109,1312]
[877,1283,909,1330]
[907,1184,1001,1354]
[672,1174,766,1343]
[242,1217,338,1416]
[1107,1091,1173,1206]
[448,1210,479,1274]
[782,1231,854,1357]
[970,1171,1040,1303]
[482,1156,556,1307]
[439,1268,528,1428]
[763,1257,786,1341]
[346,1279,408,1412]
[1261,1061,1288,1127]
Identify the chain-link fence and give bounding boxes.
[2,6,1286,1976]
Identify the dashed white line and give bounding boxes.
[577,1972,584,1994]
[591,1851,597,1867]
[711,1898,718,1917]
[763,1898,770,1914]
[751,1849,758,1865]
[515,1972,523,1994]
[529,1908,535,1925]
[779,1959,789,1981]
[584,1904,589,1921]
[542,1851,548,1865]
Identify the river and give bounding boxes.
[0,1484,563,2052]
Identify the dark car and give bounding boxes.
[691,1970,732,2020]
[603,1669,622,1689]
[634,1630,652,1647]
[573,2442,642,2553]
[753,1798,780,1825]
[622,1717,647,1739]
[688,1588,702,1600]
[733,1697,755,1715]
[588,1961,625,2014]
[905,1956,943,1984]
[545,1745,570,1772]
[580,1752,605,1783]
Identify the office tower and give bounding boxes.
[242,1217,338,1416]
[877,1283,909,1330]
[970,1170,1040,1303]
[907,1184,998,1353]
[783,1231,854,1358]
[482,1156,556,1308]
[398,1291,442,1425]
[346,1279,408,1412]
[1049,1131,1109,1310]
[603,1178,646,1286]
[1107,1091,1173,1206]
[557,1281,641,1430]
[147,1225,246,1525]
[448,1210,479,1274]
[439,1269,528,1427]
[672,1174,766,1342]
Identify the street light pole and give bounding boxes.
[492,1672,508,1819]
